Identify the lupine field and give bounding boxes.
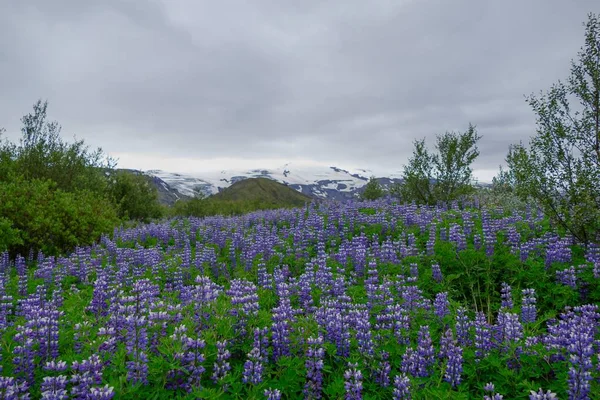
[0,198,599,399]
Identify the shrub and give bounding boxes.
[0,178,119,256]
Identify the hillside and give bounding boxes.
[210,177,312,207]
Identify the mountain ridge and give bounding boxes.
[146,163,404,201]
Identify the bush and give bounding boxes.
[108,170,163,222]
[360,176,385,200]
[0,178,119,256]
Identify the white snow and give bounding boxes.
[147,162,399,199]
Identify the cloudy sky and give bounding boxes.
[0,1,595,181]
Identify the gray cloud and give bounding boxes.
[0,0,596,178]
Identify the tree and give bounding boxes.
[400,124,481,204]
[361,176,385,200]
[506,13,600,244]
[10,100,115,193]
[107,170,163,222]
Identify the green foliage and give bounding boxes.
[211,178,311,207]
[506,13,600,244]
[0,217,23,252]
[108,170,163,222]
[360,176,385,200]
[6,100,114,193]
[400,124,481,204]
[0,177,119,256]
[0,100,126,256]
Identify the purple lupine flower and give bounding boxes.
[315,301,351,357]
[556,266,577,289]
[545,237,571,268]
[409,263,419,279]
[71,355,105,400]
[124,315,149,385]
[264,388,282,400]
[500,283,513,310]
[372,351,391,388]
[88,273,110,317]
[431,263,442,283]
[565,322,595,400]
[474,312,493,361]
[455,307,472,347]
[13,324,35,385]
[416,325,435,373]
[211,340,231,384]
[495,311,523,346]
[426,225,436,256]
[168,335,206,392]
[392,374,411,400]
[304,336,325,399]
[439,328,454,360]
[402,326,435,378]
[521,289,537,324]
[0,376,29,399]
[344,362,363,400]
[253,327,270,364]
[272,297,295,361]
[40,376,68,400]
[43,360,68,373]
[483,383,504,400]
[434,292,450,319]
[227,279,259,337]
[353,307,374,358]
[242,347,264,385]
[529,388,557,399]
[443,341,463,388]
[87,385,115,400]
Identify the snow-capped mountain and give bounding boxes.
[146,163,403,201]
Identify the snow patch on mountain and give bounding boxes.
[146,163,403,201]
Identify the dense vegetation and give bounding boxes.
[0,11,598,400]
[0,200,599,399]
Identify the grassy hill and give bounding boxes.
[210,177,312,207]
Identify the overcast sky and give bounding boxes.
[0,1,596,181]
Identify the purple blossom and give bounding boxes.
[500,283,513,310]
[521,289,537,324]
[242,347,264,385]
[443,340,463,388]
[40,376,68,400]
[373,351,391,388]
[474,312,493,361]
[211,340,231,384]
[529,388,557,399]
[392,374,411,400]
[88,385,115,400]
[264,388,282,400]
[343,362,363,400]
[304,336,325,399]
[455,307,472,347]
[431,263,442,283]
[556,266,577,289]
[434,292,450,319]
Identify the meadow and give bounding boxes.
[0,197,598,399]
